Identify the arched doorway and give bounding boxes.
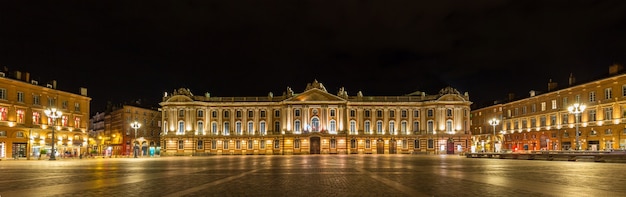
[310,137,320,154]
[446,138,455,154]
[311,117,320,132]
[389,139,397,154]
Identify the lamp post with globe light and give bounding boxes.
[131,121,141,158]
[568,103,586,151]
[489,118,499,152]
[44,108,62,160]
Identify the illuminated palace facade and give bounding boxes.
[159,80,472,155]
[0,70,91,159]
[471,64,626,152]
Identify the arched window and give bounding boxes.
[401,121,407,134]
[247,121,254,135]
[236,121,242,135]
[364,121,371,134]
[212,122,218,135]
[197,121,204,134]
[223,122,230,135]
[377,121,383,134]
[178,121,184,134]
[389,121,395,134]
[427,120,434,134]
[446,120,453,133]
[350,120,356,134]
[163,121,168,134]
[311,117,320,132]
[294,120,301,134]
[260,121,266,135]
[329,120,336,133]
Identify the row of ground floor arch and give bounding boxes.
[159,135,472,155]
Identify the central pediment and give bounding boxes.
[286,88,346,102]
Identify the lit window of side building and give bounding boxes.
[159,80,472,155]
[0,69,91,160]
[471,64,626,152]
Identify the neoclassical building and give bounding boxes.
[0,70,91,159]
[471,64,626,152]
[159,80,472,155]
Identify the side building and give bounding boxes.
[471,64,626,152]
[89,103,161,157]
[159,80,472,155]
[0,69,91,159]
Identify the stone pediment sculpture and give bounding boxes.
[172,88,193,97]
[286,88,346,102]
[305,79,327,92]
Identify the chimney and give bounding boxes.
[14,71,21,80]
[568,73,576,86]
[547,79,558,91]
[23,72,30,82]
[508,93,515,101]
[609,63,624,75]
[52,80,57,89]
[530,90,536,97]
[80,87,88,96]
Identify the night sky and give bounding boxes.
[2,1,626,115]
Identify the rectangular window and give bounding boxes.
[248,110,254,118]
[0,88,6,100]
[274,140,280,149]
[623,85,626,97]
[260,140,266,149]
[248,140,253,149]
[377,110,382,118]
[413,121,419,132]
[589,91,596,102]
[540,116,546,127]
[365,110,370,118]
[236,110,242,118]
[364,121,370,134]
[531,104,536,113]
[74,117,81,128]
[178,140,184,150]
[562,97,568,108]
[224,110,229,118]
[330,139,336,149]
[550,115,556,126]
[48,98,55,107]
[274,121,280,132]
[588,110,596,121]
[604,107,613,120]
[62,101,68,109]
[16,109,25,123]
[74,102,80,111]
[389,110,395,118]
[220,140,228,149]
[197,140,203,150]
[32,112,40,125]
[413,110,419,117]
[414,139,419,149]
[401,110,407,118]
[330,109,335,117]
[17,92,24,102]
[260,110,266,118]
[541,102,546,111]
[605,88,612,100]
[179,110,184,117]
[236,140,241,149]
[427,139,434,149]
[295,109,300,117]
[427,109,433,117]
[522,106,527,114]
[197,110,204,117]
[402,139,408,149]
[605,129,612,135]
[350,110,355,117]
[562,114,569,124]
[212,140,217,149]
[350,139,356,149]
[551,100,557,109]
[366,139,371,149]
[295,139,300,149]
[275,110,280,117]
[33,95,40,105]
[212,110,217,118]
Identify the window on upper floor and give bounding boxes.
[17,92,24,102]
[605,88,612,100]
[551,100,557,109]
[589,91,596,102]
[0,88,6,100]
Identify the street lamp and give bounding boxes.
[568,103,586,151]
[130,121,141,158]
[489,118,499,152]
[44,108,62,160]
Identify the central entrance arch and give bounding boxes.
[389,139,397,154]
[310,137,321,154]
[376,139,384,154]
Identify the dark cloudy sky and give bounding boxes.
[2,0,626,114]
